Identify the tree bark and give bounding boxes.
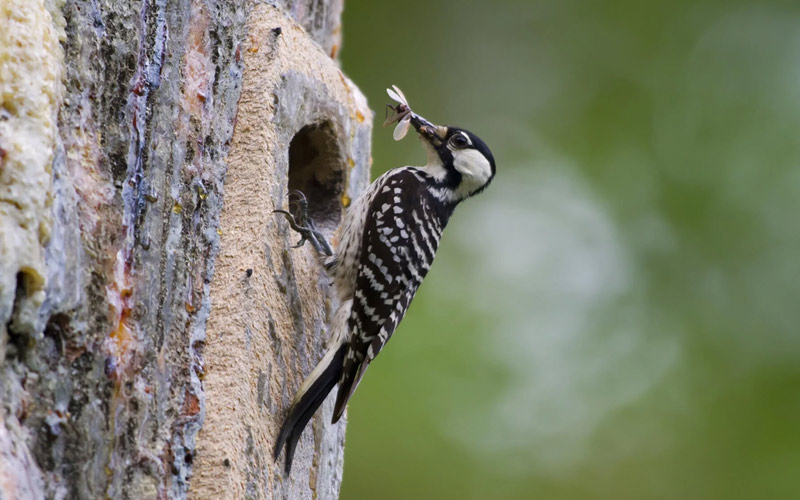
[0,0,370,499]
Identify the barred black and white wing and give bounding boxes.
[331,168,451,422]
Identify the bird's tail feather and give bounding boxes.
[273,343,346,473]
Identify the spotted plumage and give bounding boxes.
[331,167,453,420]
[274,87,495,472]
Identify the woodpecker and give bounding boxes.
[273,86,495,472]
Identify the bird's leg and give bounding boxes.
[274,190,333,257]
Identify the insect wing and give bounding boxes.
[391,85,408,105]
[393,115,411,140]
[386,86,408,106]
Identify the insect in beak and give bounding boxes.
[383,85,445,144]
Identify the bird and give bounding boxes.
[273,86,496,472]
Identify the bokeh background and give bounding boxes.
[338,1,800,499]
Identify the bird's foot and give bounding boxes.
[274,190,333,257]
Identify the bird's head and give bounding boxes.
[385,86,496,201]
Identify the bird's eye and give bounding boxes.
[449,133,469,149]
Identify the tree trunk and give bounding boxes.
[0,0,371,499]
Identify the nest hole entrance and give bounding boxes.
[288,122,345,233]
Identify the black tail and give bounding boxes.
[274,344,346,473]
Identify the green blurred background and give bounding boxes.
[338,1,800,499]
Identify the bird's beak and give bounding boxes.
[409,113,447,147]
[383,100,446,145]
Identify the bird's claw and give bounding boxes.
[273,194,333,257]
[287,190,309,215]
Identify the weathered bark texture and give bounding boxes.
[0,0,371,499]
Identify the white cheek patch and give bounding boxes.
[453,149,492,187]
